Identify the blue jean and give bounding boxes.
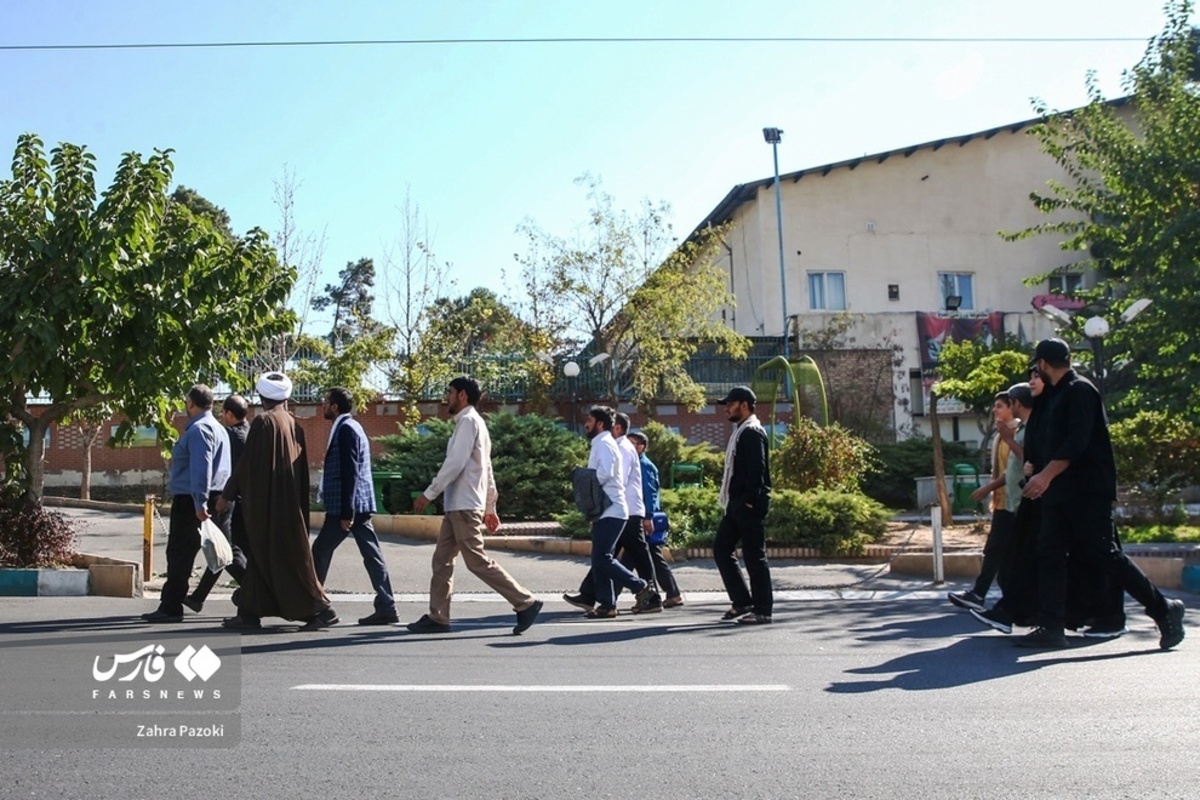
[312,513,396,613]
[590,516,646,609]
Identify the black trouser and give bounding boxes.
[578,516,657,601]
[973,509,1016,598]
[159,492,227,616]
[714,506,772,616]
[625,538,679,599]
[1036,498,1167,631]
[190,503,248,604]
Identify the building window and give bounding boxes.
[909,369,926,416]
[938,272,974,311]
[1048,273,1083,295]
[808,272,847,311]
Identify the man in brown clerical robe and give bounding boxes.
[219,372,339,631]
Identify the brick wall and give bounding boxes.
[32,399,795,490]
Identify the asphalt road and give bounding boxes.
[2,508,1197,799]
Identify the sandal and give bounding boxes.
[721,606,751,621]
[586,606,618,619]
[737,612,773,625]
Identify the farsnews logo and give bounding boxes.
[92,644,222,683]
[91,643,224,702]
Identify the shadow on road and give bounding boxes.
[827,629,1164,693]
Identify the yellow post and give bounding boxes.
[143,494,154,582]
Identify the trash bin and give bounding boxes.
[952,462,982,514]
[371,471,403,514]
[669,463,703,489]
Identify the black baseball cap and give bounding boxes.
[1028,338,1071,369]
[718,386,757,405]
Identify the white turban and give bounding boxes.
[256,372,293,401]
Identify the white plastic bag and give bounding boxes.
[199,518,233,573]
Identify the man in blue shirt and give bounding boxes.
[142,384,230,624]
[625,430,682,607]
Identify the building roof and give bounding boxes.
[689,98,1131,238]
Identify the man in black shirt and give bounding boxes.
[1020,338,1184,649]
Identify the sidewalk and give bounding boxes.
[57,504,943,597]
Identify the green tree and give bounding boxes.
[170,185,233,240]
[293,257,395,403]
[0,134,295,504]
[381,189,454,425]
[1009,0,1200,418]
[929,338,1029,523]
[1110,410,1200,523]
[515,175,750,411]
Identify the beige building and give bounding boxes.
[692,108,1122,442]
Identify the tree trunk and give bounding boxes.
[80,422,102,501]
[24,417,48,507]
[929,392,954,525]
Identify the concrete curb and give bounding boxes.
[0,566,90,596]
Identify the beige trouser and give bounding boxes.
[428,510,536,623]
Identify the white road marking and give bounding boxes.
[146,590,948,603]
[292,684,791,692]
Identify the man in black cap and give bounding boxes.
[1020,338,1185,649]
[714,386,773,624]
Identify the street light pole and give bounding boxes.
[1083,315,1110,397]
[563,361,580,433]
[763,127,789,362]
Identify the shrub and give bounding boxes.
[1110,410,1200,525]
[773,417,876,493]
[375,411,588,520]
[765,489,890,556]
[860,437,974,510]
[551,509,592,539]
[0,491,78,567]
[639,420,724,488]
[660,484,724,548]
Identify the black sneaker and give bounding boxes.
[562,593,595,611]
[182,596,204,614]
[140,610,183,624]
[358,610,400,626]
[947,590,986,612]
[406,614,451,634]
[1156,599,1186,650]
[513,599,543,635]
[969,607,1014,635]
[1015,626,1067,648]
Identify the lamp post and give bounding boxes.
[1034,298,1152,398]
[563,360,580,432]
[763,127,789,362]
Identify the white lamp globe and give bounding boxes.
[1083,316,1110,339]
[563,361,580,378]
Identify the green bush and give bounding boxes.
[860,437,974,510]
[660,484,724,548]
[551,509,591,539]
[639,420,723,488]
[774,417,876,493]
[1110,410,1200,525]
[765,489,890,556]
[375,411,588,520]
[1120,525,1200,544]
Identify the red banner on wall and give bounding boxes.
[916,312,1005,373]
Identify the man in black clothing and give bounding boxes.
[185,394,250,612]
[713,386,773,625]
[1020,338,1184,649]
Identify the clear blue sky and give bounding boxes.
[0,0,1183,332]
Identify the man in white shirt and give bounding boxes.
[408,376,543,635]
[563,412,663,613]
[581,405,652,619]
